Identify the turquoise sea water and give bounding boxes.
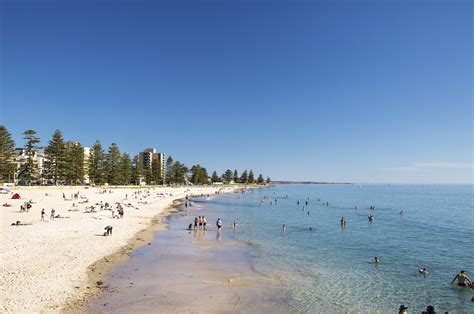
[192,184,473,313]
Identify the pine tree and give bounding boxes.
[266,176,271,184]
[44,129,66,184]
[64,141,84,185]
[248,170,255,184]
[211,170,220,183]
[120,153,132,185]
[0,125,16,183]
[240,170,248,184]
[190,165,209,185]
[222,169,233,183]
[105,143,122,185]
[144,166,152,185]
[170,161,188,185]
[88,141,106,185]
[233,169,239,183]
[165,156,174,185]
[18,130,40,185]
[131,155,143,185]
[151,154,163,185]
[257,174,265,184]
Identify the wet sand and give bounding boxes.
[87,203,292,313]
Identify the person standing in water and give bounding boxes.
[451,270,472,287]
[216,218,222,230]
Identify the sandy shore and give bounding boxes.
[0,185,238,313]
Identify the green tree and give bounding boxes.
[190,164,209,185]
[266,176,271,184]
[105,143,122,185]
[144,166,152,185]
[131,155,143,185]
[64,141,84,185]
[151,155,163,185]
[240,170,248,184]
[165,156,174,185]
[43,129,66,184]
[222,169,233,183]
[0,125,16,183]
[18,130,40,185]
[211,170,220,183]
[88,140,106,185]
[233,169,239,183]
[120,153,133,185]
[170,161,188,185]
[248,170,255,184]
[257,174,265,184]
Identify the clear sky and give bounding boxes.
[1,0,472,183]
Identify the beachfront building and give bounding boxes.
[14,148,46,184]
[138,148,165,184]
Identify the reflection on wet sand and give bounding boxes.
[87,207,291,314]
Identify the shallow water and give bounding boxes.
[92,184,474,313]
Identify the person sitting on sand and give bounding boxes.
[451,270,472,287]
[187,223,193,230]
[11,221,31,226]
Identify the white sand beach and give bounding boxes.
[0,186,238,313]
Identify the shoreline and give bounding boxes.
[0,185,243,313]
[86,192,293,313]
[60,198,184,313]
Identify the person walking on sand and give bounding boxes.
[216,218,222,230]
[41,208,45,221]
[50,208,55,220]
[451,270,472,287]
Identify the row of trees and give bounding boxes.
[212,169,270,184]
[0,125,271,186]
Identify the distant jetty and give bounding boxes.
[271,181,353,185]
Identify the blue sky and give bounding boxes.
[1,0,472,183]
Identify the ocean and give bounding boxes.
[90,184,474,313]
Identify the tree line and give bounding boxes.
[0,125,271,186]
[211,169,270,185]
